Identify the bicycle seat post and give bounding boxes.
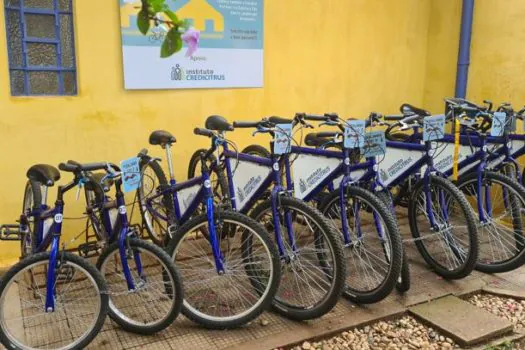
[164,144,175,181]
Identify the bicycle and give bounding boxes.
[240,113,404,303]
[144,117,346,320]
[14,160,184,335]
[138,129,281,329]
[427,99,525,272]
[214,115,346,320]
[0,164,108,349]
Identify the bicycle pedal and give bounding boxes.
[78,241,101,258]
[0,224,23,241]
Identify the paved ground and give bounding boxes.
[2,214,525,350]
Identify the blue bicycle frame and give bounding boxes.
[283,145,387,246]
[220,141,298,257]
[142,156,225,272]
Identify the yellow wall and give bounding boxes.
[0,0,433,264]
[467,0,525,104]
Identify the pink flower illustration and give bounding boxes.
[182,27,200,57]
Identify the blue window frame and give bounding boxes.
[4,0,77,96]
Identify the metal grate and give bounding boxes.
[4,0,77,96]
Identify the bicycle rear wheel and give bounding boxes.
[250,196,346,320]
[167,210,280,329]
[96,238,183,334]
[457,171,525,272]
[0,252,108,350]
[138,158,175,246]
[20,180,43,258]
[320,187,403,303]
[408,175,478,279]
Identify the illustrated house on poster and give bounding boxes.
[177,0,224,34]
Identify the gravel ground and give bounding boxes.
[284,316,458,350]
[281,294,525,350]
[467,294,525,330]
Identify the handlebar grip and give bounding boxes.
[232,121,260,128]
[317,131,341,138]
[79,162,109,172]
[58,162,78,172]
[384,115,404,121]
[302,114,326,121]
[268,116,293,124]
[193,128,215,137]
[403,115,422,124]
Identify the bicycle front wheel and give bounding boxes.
[167,210,280,329]
[0,252,108,350]
[97,238,183,334]
[408,175,479,279]
[250,196,346,320]
[320,187,403,303]
[457,171,525,273]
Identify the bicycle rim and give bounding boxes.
[0,260,102,349]
[99,244,177,328]
[324,193,395,295]
[412,181,473,272]
[140,164,170,242]
[172,219,275,323]
[256,204,338,310]
[459,175,525,267]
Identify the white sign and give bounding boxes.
[119,0,264,89]
[292,154,341,200]
[232,159,271,210]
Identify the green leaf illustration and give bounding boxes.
[160,28,182,58]
[137,10,150,35]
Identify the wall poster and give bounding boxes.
[119,0,264,89]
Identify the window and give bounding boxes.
[4,0,77,96]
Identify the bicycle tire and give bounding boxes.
[187,148,229,201]
[408,175,478,279]
[166,210,280,329]
[250,196,346,319]
[374,190,411,293]
[241,145,271,158]
[0,251,108,350]
[457,171,525,273]
[138,158,175,246]
[20,180,42,258]
[320,187,403,303]
[96,238,183,334]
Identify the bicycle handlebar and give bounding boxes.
[232,121,261,128]
[194,128,215,137]
[59,161,117,173]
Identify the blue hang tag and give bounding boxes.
[361,131,386,158]
[120,157,141,193]
[344,120,365,149]
[491,112,507,137]
[273,123,292,155]
[423,114,445,141]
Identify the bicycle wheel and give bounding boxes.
[187,149,229,200]
[0,252,108,350]
[374,190,411,293]
[250,196,346,319]
[457,171,525,273]
[241,145,271,158]
[20,180,43,258]
[166,210,280,329]
[138,158,175,246]
[408,175,478,279]
[96,238,183,334]
[320,187,403,303]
